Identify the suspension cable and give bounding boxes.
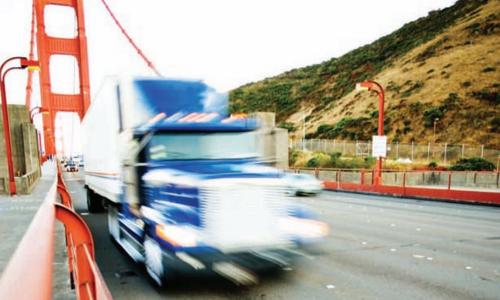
[99,0,162,77]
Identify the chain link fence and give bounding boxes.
[290,139,500,166]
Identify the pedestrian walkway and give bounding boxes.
[0,161,75,299]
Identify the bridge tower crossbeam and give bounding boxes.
[33,0,91,156]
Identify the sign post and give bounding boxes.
[372,135,386,186]
[356,80,385,186]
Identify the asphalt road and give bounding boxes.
[64,171,500,300]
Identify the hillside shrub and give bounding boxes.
[491,117,500,133]
[409,101,423,113]
[482,67,496,73]
[329,152,376,169]
[469,89,500,105]
[423,107,444,127]
[460,81,471,88]
[449,157,495,171]
[289,149,301,166]
[306,152,331,168]
[279,122,296,132]
[441,93,460,111]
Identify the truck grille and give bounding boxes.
[199,178,291,250]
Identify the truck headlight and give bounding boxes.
[155,224,199,247]
[279,217,329,238]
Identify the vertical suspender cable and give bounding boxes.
[99,0,163,77]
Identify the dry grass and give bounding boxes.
[290,0,500,148]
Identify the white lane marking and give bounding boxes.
[416,228,421,231]
[465,266,472,270]
[426,257,433,261]
[361,241,367,245]
[390,223,396,227]
[326,284,336,289]
[390,248,397,252]
[412,254,425,259]
[81,212,89,216]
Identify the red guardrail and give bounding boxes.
[0,163,112,300]
[294,168,500,205]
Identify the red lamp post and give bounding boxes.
[30,106,49,166]
[29,106,49,123]
[356,80,385,185]
[0,57,39,195]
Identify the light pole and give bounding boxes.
[355,80,385,185]
[433,117,439,142]
[302,112,306,151]
[30,106,49,165]
[0,56,39,195]
[29,106,49,123]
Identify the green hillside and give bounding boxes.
[229,0,499,147]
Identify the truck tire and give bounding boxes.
[144,234,165,287]
[86,188,104,213]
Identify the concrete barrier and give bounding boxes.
[308,168,500,191]
[0,105,41,194]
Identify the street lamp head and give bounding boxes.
[20,58,40,71]
[355,82,370,92]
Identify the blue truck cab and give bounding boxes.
[83,78,329,286]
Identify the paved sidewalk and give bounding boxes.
[0,161,75,299]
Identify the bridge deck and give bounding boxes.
[62,171,500,300]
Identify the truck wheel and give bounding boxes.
[144,235,165,287]
[86,188,104,213]
[108,205,120,241]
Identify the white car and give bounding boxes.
[285,173,324,196]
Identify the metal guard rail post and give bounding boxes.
[0,163,112,300]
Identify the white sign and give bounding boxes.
[372,135,387,158]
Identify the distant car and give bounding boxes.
[285,173,323,196]
[65,161,78,172]
[78,160,84,168]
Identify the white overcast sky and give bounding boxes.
[0,0,455,155]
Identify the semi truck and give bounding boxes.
[82,77,328,286]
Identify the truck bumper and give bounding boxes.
[161,247,298,277]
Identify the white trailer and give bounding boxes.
[81,79,122,210]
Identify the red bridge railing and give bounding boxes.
[293,168,500,205]
[0,163,112,300]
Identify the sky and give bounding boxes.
[0,0,456,155]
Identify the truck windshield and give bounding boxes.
[147,132,258,160]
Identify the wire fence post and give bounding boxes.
[396,142,399,160]
[427,143,431,162]
[411,141,414,161]
[289,139,499,165]
[448,172,452,190]
[444,143,447,165]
